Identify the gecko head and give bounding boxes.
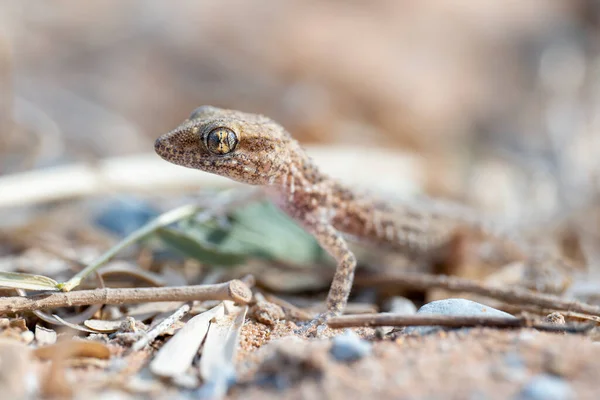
[155,106,297,185]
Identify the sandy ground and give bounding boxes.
[231,322,599,400]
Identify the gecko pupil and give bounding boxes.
[205,127,238,155]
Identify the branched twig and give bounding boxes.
[0,280,252,313]
[356,272,600,317]
[327,313,595,333]
[130,303,191,352]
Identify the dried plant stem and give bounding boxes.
[357,272,600,317]
[327,313,594,333]
[130,303,191,352]
[0,280,252,313]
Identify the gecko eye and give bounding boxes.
[205,127,238,155]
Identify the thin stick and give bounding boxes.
[130,303,191,352]
[0,280,252,313]
[327,313,594,333]
[356,272,600,317]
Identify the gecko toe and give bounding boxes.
[294,311,336,338]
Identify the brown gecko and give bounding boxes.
[154,106,570,323]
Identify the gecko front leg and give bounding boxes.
[297,222,357,335]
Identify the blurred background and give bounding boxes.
[1,1,599,274]
[2,4,600,397]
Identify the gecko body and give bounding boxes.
[154,106,560,319]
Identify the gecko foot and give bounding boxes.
[294,311,335,338]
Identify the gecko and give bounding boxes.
[154,106,570,325]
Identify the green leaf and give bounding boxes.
[154,201,324,267]
[155,227,248,266]
[228,202,323,264]
[0,271,60,291]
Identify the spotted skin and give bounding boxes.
[155,106,570,321]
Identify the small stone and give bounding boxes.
[516,374,574,400]
[405,298,515,335]
[250,301,285,326]
[384,297,417,314]
[330,330,372,362]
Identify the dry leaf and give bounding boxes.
[150,303,225,378]
[199,303,247,391]
[83,319,124,333]
[0,271,59,291]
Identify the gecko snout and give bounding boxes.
[154,135,180,160]
[154,136,167,158]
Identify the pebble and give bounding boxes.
[250,301,285,326]
[330,330,372,362]
[384,296,417,314]
[516,374,574,400]
[404,298,515,335]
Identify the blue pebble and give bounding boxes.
[330,330,372,362]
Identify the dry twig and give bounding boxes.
[0,280,252,313]
[357,272,600,317]
[130,302,191,352]
[327,313,595,333]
